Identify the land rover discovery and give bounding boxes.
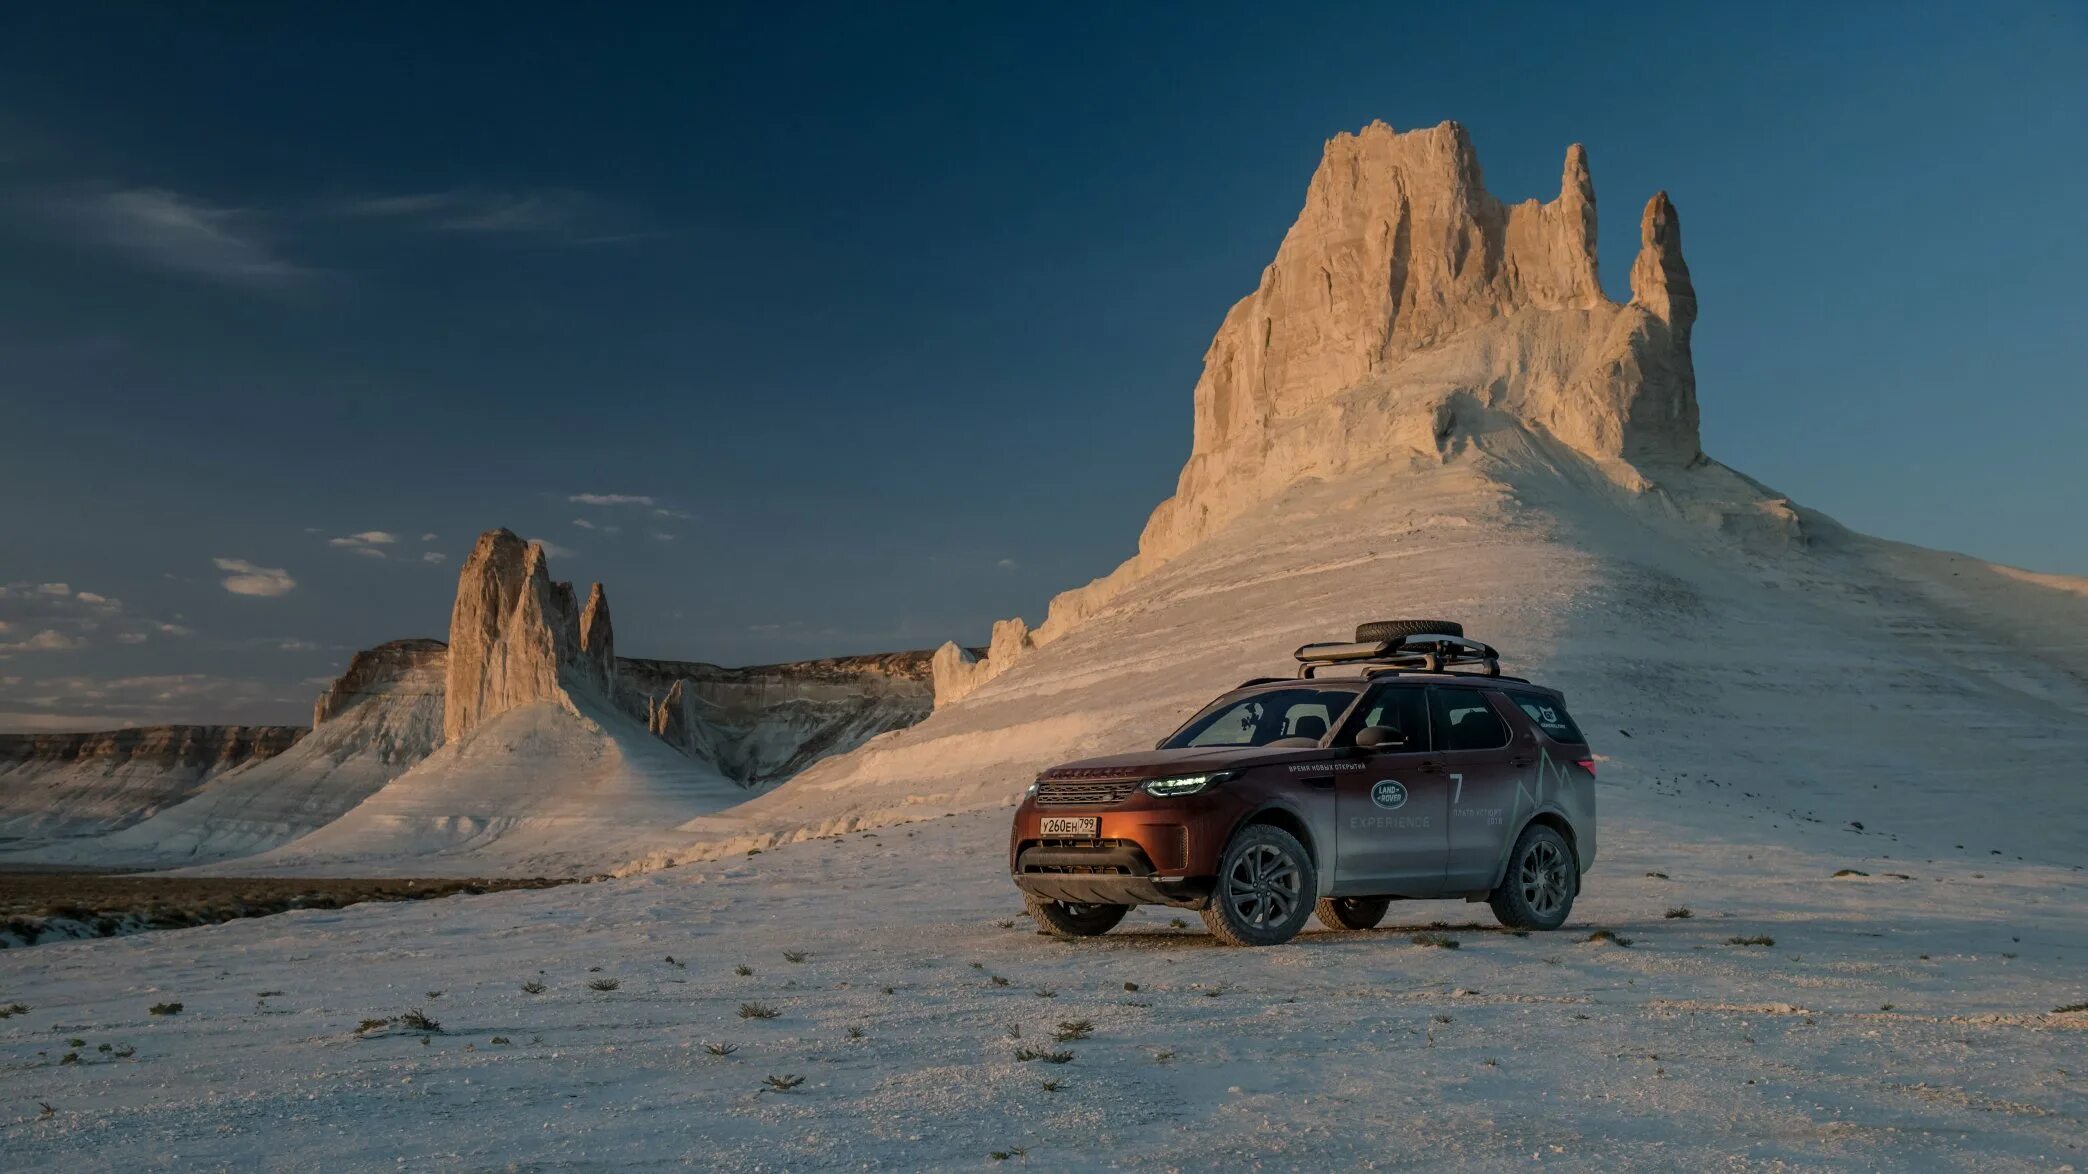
[1009,620,1596,946]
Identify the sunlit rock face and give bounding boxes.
[937,120,1706,703]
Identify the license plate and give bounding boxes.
[1040,816,1100,838]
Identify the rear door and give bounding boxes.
[1332,684,1447,896]
[1429,686,1525,891]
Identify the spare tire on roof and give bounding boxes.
[1354,618,1464,643]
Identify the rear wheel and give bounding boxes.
[1024,895,1129,939]
[1355,618,1464,643]
[1315,895,1392,931]
[1487,824,1577,930]
[1200,824,1317,947]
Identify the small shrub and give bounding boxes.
[989,1148,1028,1161]
[148,1002,183,1016]
[762,1073,805,1092]
[1585,930,1633,947]
[1015,1046,1074,1064]
[1727,935,1775,947]
[705,1041,739,1056]
[880,985,894,995]
[990,975,1010,987]
[67,1038,84,1048]
[738,1002,781,1020]
[846,1025,864,1040]
[995,919,1015,929]
[664,955,685,968]
[1410,932,1461,949]
[355,1017,392,1034]
[1033,988,1057,999]
[1645,871,1669,879]
[1169,918,1189,929]
[1664,907,1693,919]
[734,964,754,977]
[60,1052,79,1065]
[256,990,284,998]
[587,978,621,992]
[0,1003,28,1018]
[425,991,443,999]
[1051,1018,1094,1042]
[1153,1050,1175,1063]
[783,952,808,964]
[521,980,546,995]
[1123,982,1139,992]
[399,1008,442,1032]
[2053,1001,2088,1014]
[489,1036,511,1045]
[1040,1079,1063,1092]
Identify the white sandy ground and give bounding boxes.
[0,799,2083,1170]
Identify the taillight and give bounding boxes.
[1574,758,1597,778]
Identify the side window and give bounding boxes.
[1349,686,1428,749]
[1428,687,1509,751]
[1507,691,1585,744]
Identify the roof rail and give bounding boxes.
[1293,635,1504,679]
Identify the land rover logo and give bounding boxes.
[1371,779,1408,809]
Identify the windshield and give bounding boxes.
[1162,686,1364,749]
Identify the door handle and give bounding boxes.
[1509,755,1534,768]
[1418,760,1445,774]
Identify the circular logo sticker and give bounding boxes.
[1370,779,1408,809]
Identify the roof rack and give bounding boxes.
[1294,635,1506,679]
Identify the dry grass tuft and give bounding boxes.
[738,1001,781,1020]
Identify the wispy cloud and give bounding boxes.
[0,580,182,652]
[337,188,640,242]
[213,558,296,597]
[570,493,654,507]
[327,530,400,559]
[421,551,447,565]
[572,518,621,534]
[51,188,303,286]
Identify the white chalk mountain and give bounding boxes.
[644,120,2088,871]
[0,535,939,874]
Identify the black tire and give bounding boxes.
[1024,895,1129,939]
[1487,824,1578,931]
[1314,895,1392,931]
[1199,824,1317,947]
[1354,618,1464,644]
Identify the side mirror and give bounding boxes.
[1354,725,1407,749]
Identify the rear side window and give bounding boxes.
[1351,685,1429,749]
[1508,691,1585,744]
[1429,687,1509,751]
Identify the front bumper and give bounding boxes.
[1010,840,1212,909]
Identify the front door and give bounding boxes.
[1429,686,1526,891]
[1333,684,1448,897]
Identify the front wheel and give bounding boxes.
[1315,895,1392,931]
[1200,824,1317,946]
[1487,824,1577,930]
[1024,895,1129,939]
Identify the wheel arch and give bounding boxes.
[1491,809,1582,888]
[1226,801,1321,874]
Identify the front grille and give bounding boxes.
[1036,779,1142,807]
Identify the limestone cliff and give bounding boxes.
[935,120,1706,704]
[0,725,305,842]
[621,651,940,785]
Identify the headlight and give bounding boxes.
[1023,780,1040,799]
[1142,772,1229,797]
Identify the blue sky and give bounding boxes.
[2,2,2083,729]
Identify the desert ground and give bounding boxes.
[2,783,2083,1169]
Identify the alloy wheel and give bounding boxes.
[1518,839,1568,916]
[1225,842,1302,927]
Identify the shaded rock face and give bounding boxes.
[442,530,613,742]
[621,652,939,785]
[934,120,1705,705]
[0,725,306,841]
[313,639,449,726]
